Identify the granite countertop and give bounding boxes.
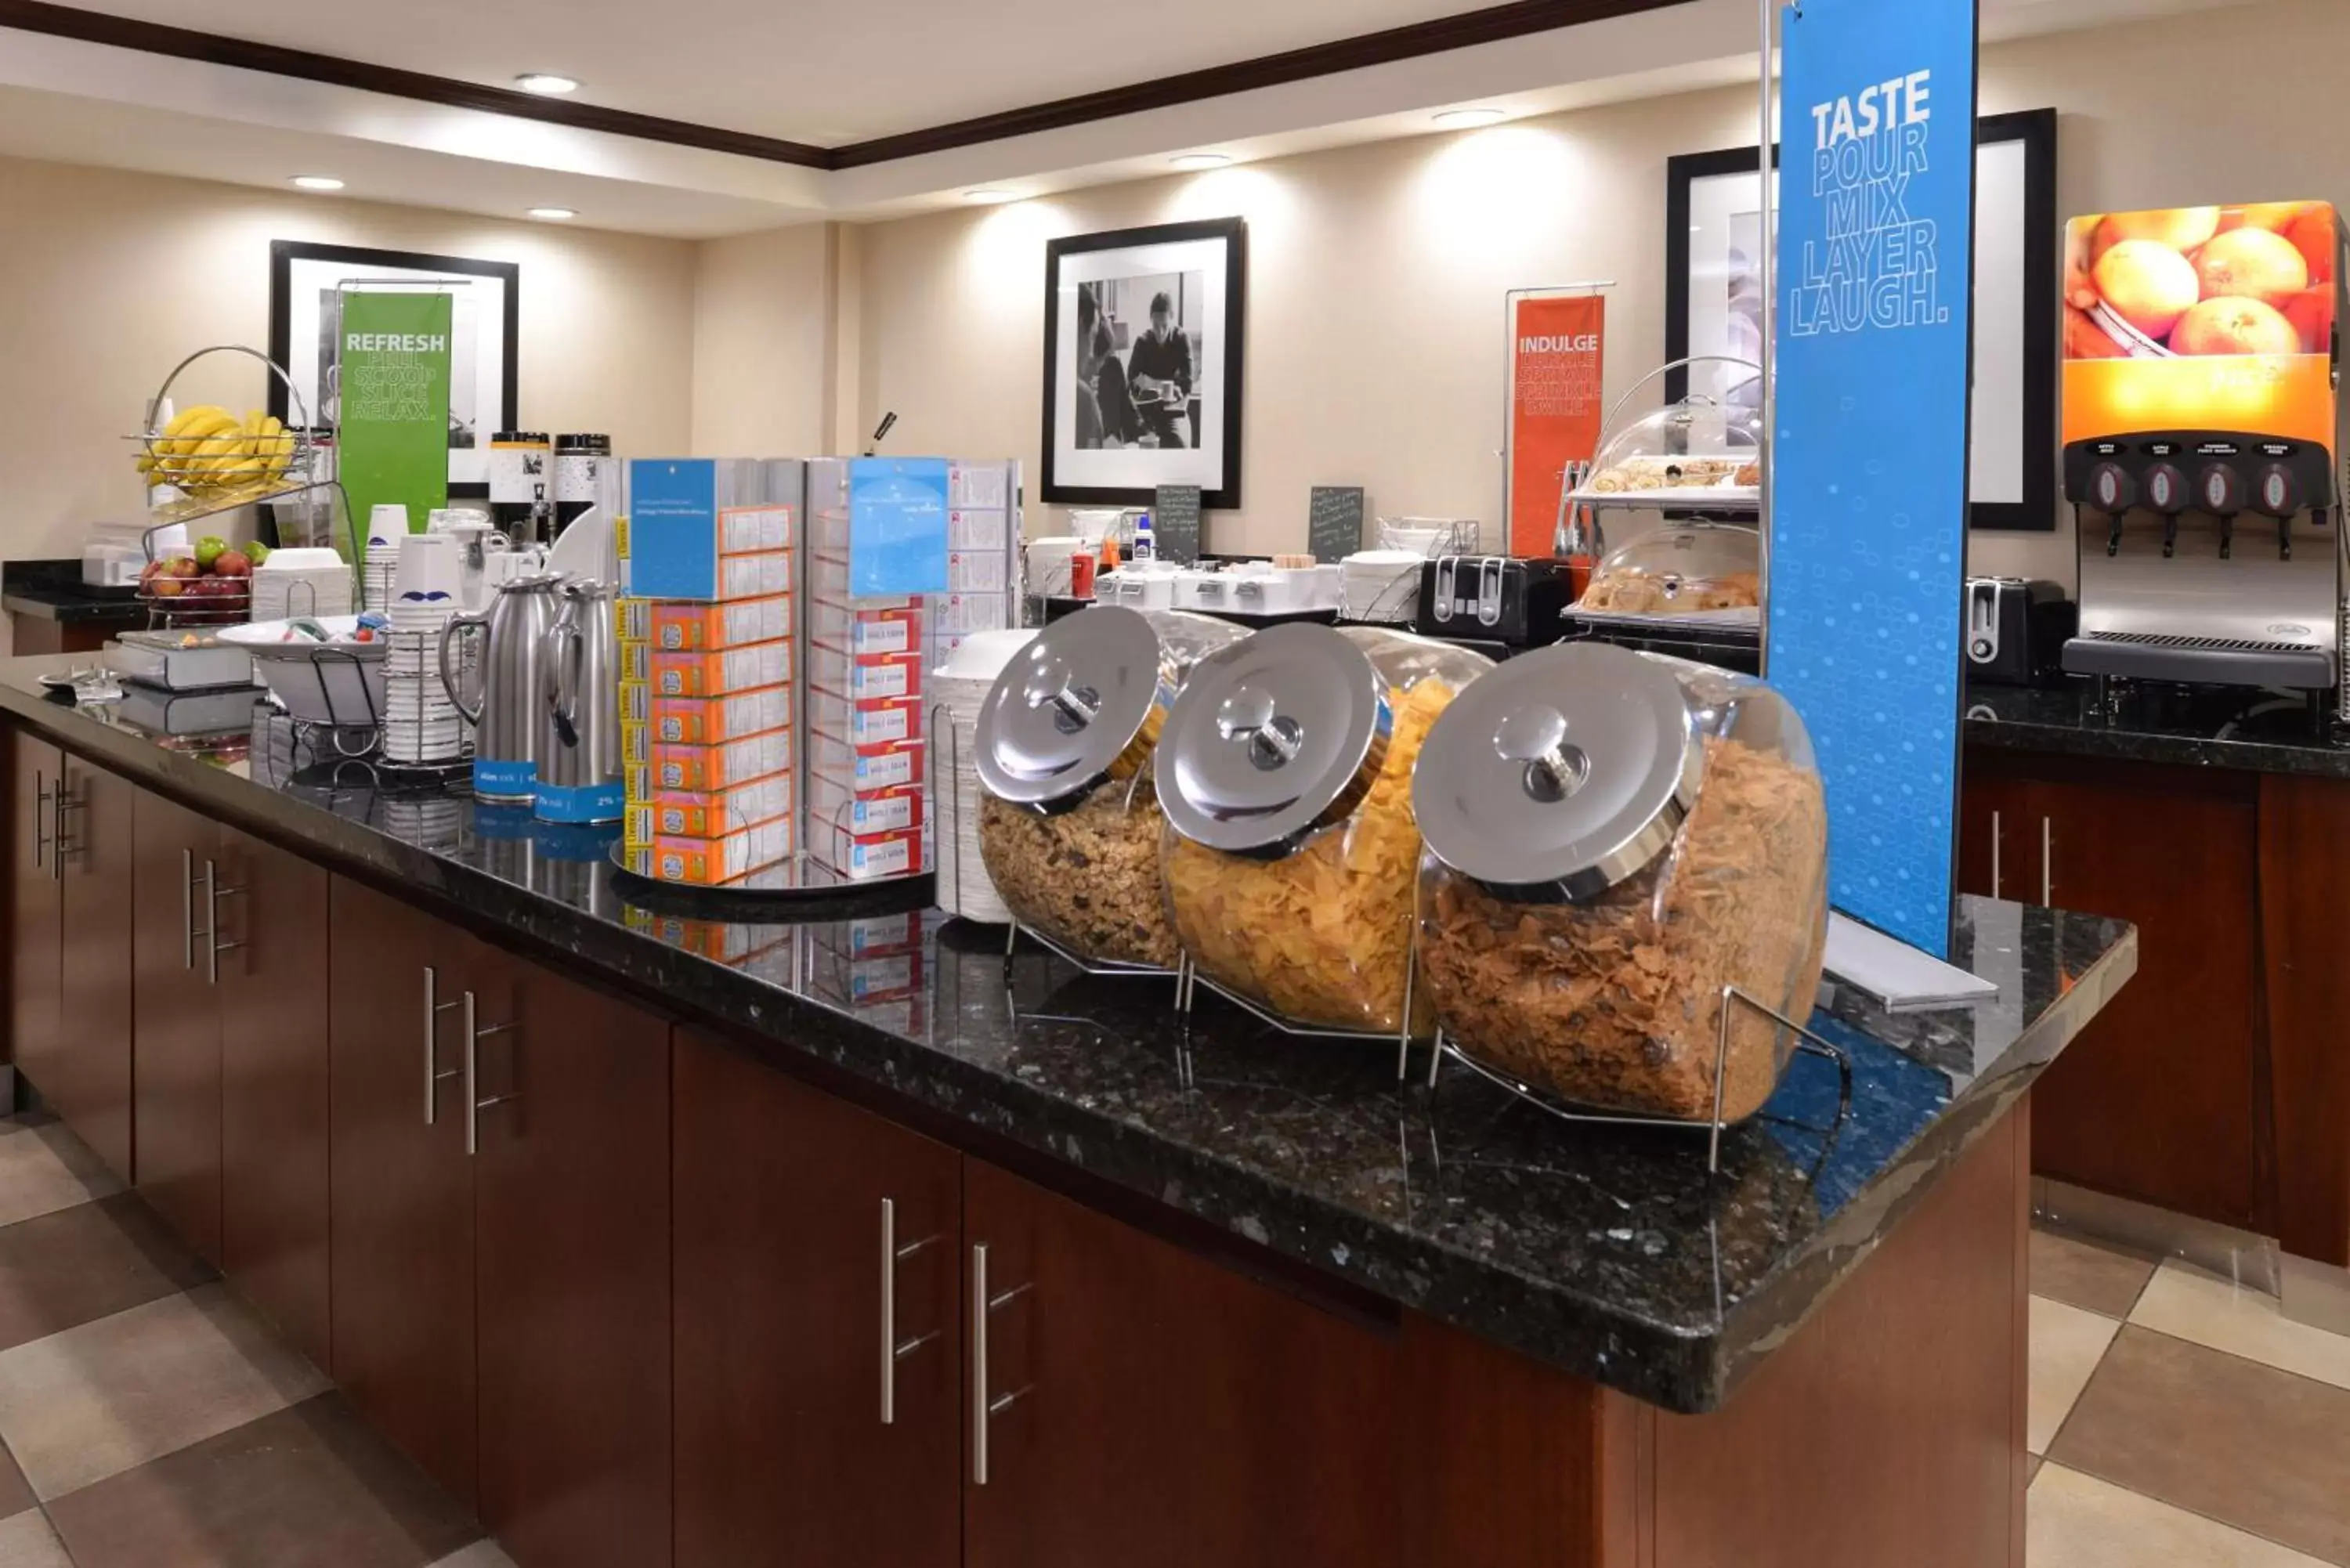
[0,659,2136,1414]
[2,560,145,624]
[1965,677,2350,779]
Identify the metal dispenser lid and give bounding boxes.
[1412,641,1705,901]
[975,605,1166,807]
[1156,623,1390,854]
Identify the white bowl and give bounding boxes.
[218,617,390,727]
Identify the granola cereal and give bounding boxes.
[981,776,1176,967]
[1419,735,1828,1122]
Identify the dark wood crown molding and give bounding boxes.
[0,0,1693,173]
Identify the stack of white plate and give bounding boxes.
[381,795,465,852]
[1378,517,1480,557]
[930,628,1038,923]
[1339,550,1425,623]
[252,549,355,623]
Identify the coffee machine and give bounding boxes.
[2059,201,2348,714]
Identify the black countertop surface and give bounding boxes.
[1964,677,2350,779]
[0,659,2135,1414]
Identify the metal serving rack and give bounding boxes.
[271,632,475,788]
[1426,985,1855,1176]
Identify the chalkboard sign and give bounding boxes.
[1307,486,1366,563]
[1152,484,1202,565]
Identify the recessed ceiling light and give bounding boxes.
[528,207,578,221]
[1171,153,1231,170]
[1434,107,1506,128]
[963,189,1018,204]
[514,73,580,96]
[289,175,345,191]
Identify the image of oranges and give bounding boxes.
[2094,238,2203,340]
[2193,227,2309,308]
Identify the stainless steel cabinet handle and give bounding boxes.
[971,1242,1032,1486]
[462,990,519,1156]
[421,966,463,1125]
[204,859,245,985]
[49,779,71,882]
[182,847,196,970]
[880,1198,941,1425]
[1990,809,2001,901]
[31,771,49,869]
[2041,817,2053,907]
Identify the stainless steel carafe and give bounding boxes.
[439,572,564,804]
[537,579,624,824]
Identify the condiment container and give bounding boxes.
[1574,521,1760,617]
[1157,624,1491,1032]
[975,606,1243,966]
[1412,642,1828,1122]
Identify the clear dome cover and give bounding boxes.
[1577,396,1762,503]
[1575,521,1760,616]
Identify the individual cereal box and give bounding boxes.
[620,638,791,697]
[623,684,791,746]
[927,591,1010,634]
[623,818,794,886]
[945,551,1007,591]
[811,553,935,606]
[947,508,1009,551]
[624,773,792,841]
[812,945,923,1004]
[809,772,923,836]
[811,822,923,881]
[810,596,923,656]
[811,909,925,962]
[810,732,924,793]
[810,688,921,746]
[620,594,791,652]
[626,728,793,793]
[948,462,1007,509]
[808,645,924,703]
[621,457,797,598]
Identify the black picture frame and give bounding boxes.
[1664,107,2059,531]
[1041,217,1246,510]
[267,240,522,499]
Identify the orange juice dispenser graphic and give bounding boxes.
[2062,202,2348,710]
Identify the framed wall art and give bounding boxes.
[1042,217,1246,509]
[1664,107,2058,530]
[268,240,521,497]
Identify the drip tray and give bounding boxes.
[2062,634,2337,690]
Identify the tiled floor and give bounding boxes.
[0,1107,2343,1565]
[2030,1221,2350,1567]
[0,1112,513,1568]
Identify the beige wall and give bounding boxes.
[0,154,697,567]
[689,222,835,457]
[851,0,2350,581]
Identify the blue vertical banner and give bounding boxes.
[1772,0,1979,957]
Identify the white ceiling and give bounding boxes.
[0,0,2260,238]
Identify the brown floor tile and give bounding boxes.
[0,1439,31,1525]
[0,1194,217,1353]
[48,1394,484,1568]
[2030,1226,2158,1319]
[0,1125,122,1230]
[2050,1326,2350,1566]
[0,1508,73,1567]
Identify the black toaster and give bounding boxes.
[1416,556,1577,647]
[1964,577,2075,685]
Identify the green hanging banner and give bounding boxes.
[337,291,452,537]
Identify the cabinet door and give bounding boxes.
[674,1031,962,1568]
[1955,768,2036,901]
[7,730,61,1082]
[328,876,479,1508]
[963,1162,1402,1568]
[132,790,221,1263]
[2030,768,2262,1229]
[217,829,331,1371]
[475,959,671,1568]
[55,757,136,1181]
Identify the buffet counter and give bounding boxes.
[0,655,2137,1568]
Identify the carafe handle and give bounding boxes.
[550,600,584,750]
[437,612,489,726]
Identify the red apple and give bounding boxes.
[165,556,200,580]
[149,576,185,598]
[213,551,252,578]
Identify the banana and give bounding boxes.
[190,431,242,483]
[167,408,235,457]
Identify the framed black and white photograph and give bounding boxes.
[1664,108,2059,530]
[267,240,521,497]
[1042,217,1246,509]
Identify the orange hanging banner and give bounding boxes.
[1506,292,1607,558]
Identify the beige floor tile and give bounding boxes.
[2030,1295,2121,1454]
[0,1125,122,1230]
[2133,1260,2350,1393]
[0,1283,330,1500]
[2031,1227,2159,1318]
[428,1542,519,1568]
[0,1509,73,1568]
[2030,1463,2330,1568]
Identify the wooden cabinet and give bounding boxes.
[674,1031,962,1568]
[1964,752,2263,1230]
[474,960,671,1568]
[50,755,136,1182]
[7,730,60,1080]
[132,790,222,1264]
[961,1160,1402,1568]
[216,829,332,1370]
[328,876,483,1508]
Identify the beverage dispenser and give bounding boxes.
[2060,201,2348,708]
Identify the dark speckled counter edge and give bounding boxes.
[0,681,2135,1412]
